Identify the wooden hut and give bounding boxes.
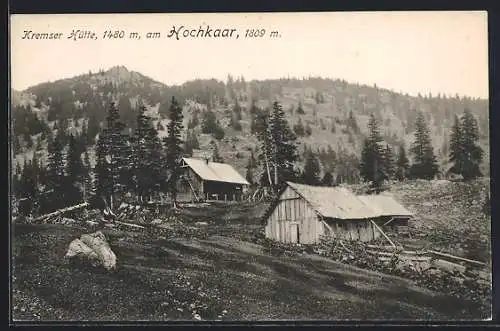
[177,157,249,202]
[262,182,414,244]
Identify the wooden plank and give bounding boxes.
[370,220,396,248]
[427,250,486,267]
[114,220,145,229]
[33,202,89,222]
[382,217,396,227]
[279,197,302,202]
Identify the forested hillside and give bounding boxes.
[11,65,489,208]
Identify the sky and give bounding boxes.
[10,11,489,99]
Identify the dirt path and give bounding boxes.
[11,224,484,321]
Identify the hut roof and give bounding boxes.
[182,157,249,185]
[286,182,375,220]
[263,182,414,222]
[357,194,413,217]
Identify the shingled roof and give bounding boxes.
[182,157,249,185]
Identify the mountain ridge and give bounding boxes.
[10,65,490,181]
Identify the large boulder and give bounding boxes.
[65,231,117,271]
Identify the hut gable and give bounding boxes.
[264,185,322,244]
[182,157,249,185]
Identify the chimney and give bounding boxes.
[205,158,209,165]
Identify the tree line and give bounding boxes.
[14,97,186,215]
[13,96,485,216]
[359,108,483,193]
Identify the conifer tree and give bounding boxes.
[448,114,463,176]
[321,172,334,186]
[82,150,92,201]
[163,96,184,205]
[347,110,359,133]
[449,109,484,180]
[245,159,254,185]
[212,142,224,163]
[296,102,305,115]
[86,113,100,145]
[131,104,153,200]
[21,159,39,201]
[46,135,66,209]
[293,118,305,137]
[302,150,321,185]
[95,102,129,209]
[255,108,273,188]
[359,114,387,192]
[65,134,85,205]
[305,123,312,137]
[233,100,242,121]
[409,111,439,179]
[383,145,395,180]
[245,150,257,185]
[94,133,111,201]
[268,101,299,188]
[13,162,23,197]
[395,145,410,180]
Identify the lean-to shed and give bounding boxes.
[357,194,413,232]
[262,181,414,244]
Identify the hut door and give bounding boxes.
[290,223,300,243]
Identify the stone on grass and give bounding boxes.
[65,231,117,271]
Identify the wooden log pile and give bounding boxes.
[310,236,490,310]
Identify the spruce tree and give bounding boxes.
[321,172,334,186]
[302,150,321,185]
[212,143,224,163]
[383,145,395,180]
[347,110,359,133]
[244,149,257,186]
[21,159,39,202]
[132,104,152,200]
[459,109,483,180]
[255,108,274,188]
[245,157,254,185]
[94,133,112,201]
[46,135,66,209]
[82,150,92,201]
[395,145,410,181]
[184,130,200,157]
[409,111,439,179]
[296,102,305,115]
[448,114,464,177]
[305,123,312,137]
[86,113,100,145]
[96,102,129,209]
[268,101,298,188]
[163,96,184,204]
[359,114,387,192]
[233,100,242,121]
[65,134,85,205]
[293,118,305,137]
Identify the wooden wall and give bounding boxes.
[324,219,381,242]
[178,168,204,202]
[264,187,323,244]
[264,186,385,244]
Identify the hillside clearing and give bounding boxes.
[12,223,487,321]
